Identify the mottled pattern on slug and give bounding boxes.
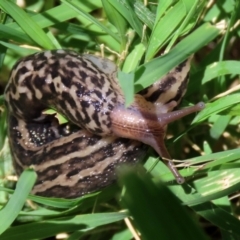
[5,50,122,135]
[139,59,189,105]
[5,50,191,198]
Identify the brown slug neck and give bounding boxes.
[110,98,205,184]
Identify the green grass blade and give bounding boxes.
[165,0,199,52]
[122,42,146,72]
[0,212,128,239]
[210,115,231,139]
[193,202,240,235]
[60,0,120,43]
[0,169,37,235]
[0,41,38,54]
[111,228,132,240]
[192,94,240,124]
[187,61,240,96]
[186,180,240,207]
[0,1,105,49]
[188,60,240,94]
[119,43,145,106]
[102,0,128,50]
[0,94,6,149]
[120,167,208,240]
[0,23,33,44]
[134,0,155,29]
[0,106,6,150]
[32,0,101,28]
[118,71,134,106]
[156,0,173,19]
[108,0,143,39]
[134,23,220,92]
[180,0,206,34]
[146,1,186,60]
[0,0,55,49]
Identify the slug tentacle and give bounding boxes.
[155,101,205,125]
[5,50,203,198]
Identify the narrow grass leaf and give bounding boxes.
[182,0,197,11]
[193,202,240,236]
[203,141,213,154]
[120,43,145,104]
[112,228,133,240]
[67,231,85,240]
[27,192,99,209]
[0,44,6,71]
[42,109,68,124]
[135,23,220,92]
[6,1,102,32]
[167,163,240,206]
[122,42,145,72]
[0,41,38,55]
[146,1,186,60]
[46,31,61,49]
[165,176,240,234]
[118,71,134,106]
[193,168,240,199]
[120,167,207,240]
[0,24,33,44]
[0,95,4,105]
[60,0,120,43]
[0,169,37,235]
[151,148,240,183]
[0,0,55,49]
[102,0,128,49]
[0,107,6,150]
[210,115,231,139]
[180,0,206,34]
[0,212,128,240]
[134,1,155,29]
[156,0,173,20]
[186,181,240,207]
[108,0,143,39]
[192,94,240,123]
[191,60,240,85]
[165,0,199,52]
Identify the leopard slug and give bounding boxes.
[4,50,204,198]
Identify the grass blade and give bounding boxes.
[0,0,55,49]
[0,169,37,235]
[120,167,208,240]
[134,23,220,92]
[60,0,120,43]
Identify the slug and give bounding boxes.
[4,50,204,198]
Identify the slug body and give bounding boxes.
[5,50,204,198]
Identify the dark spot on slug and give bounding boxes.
[105,88,114,97]
[145,76,177,102]
[18,66,29,75]
[34,76,47,89]
[48,82,57,94]
[175,60,187,72]
[99,75,106,85]
[61,74,72,88]
[94,89,103,99]
[91,110,101,127]
[66,60,79,68]
[90,76,102,89]
[79,70,88,79]
[62,92,77,108]
[170,74,189,103]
